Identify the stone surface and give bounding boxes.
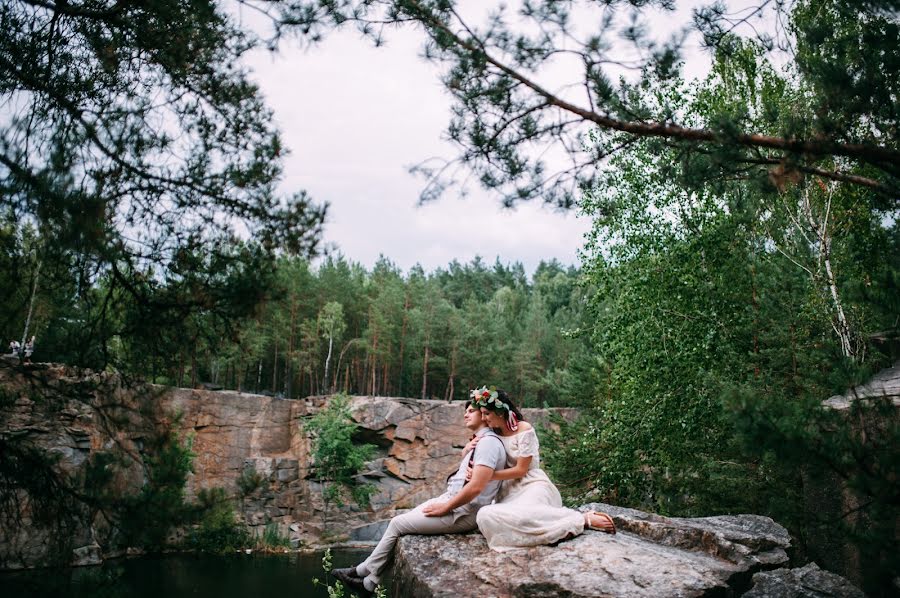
[744,563,866,598]
[392,503,793,598]
[823,362,900,410]
[71,543,102,567]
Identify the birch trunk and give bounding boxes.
[20,259,41,352]
[323,335,334,393]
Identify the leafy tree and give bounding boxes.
[275,0,898,206]
[556,20,898,593]
[1,0,327,370]
[303,394,376,533]
[319,301,347,392]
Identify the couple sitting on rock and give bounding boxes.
[332,387,617,596]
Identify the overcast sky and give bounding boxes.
[236,2,731,275]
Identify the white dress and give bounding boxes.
[475,427,585,551]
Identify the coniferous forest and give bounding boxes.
[1,0,898,595]
[2,249,592,406]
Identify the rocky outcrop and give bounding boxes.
[744,563,867,598]
[392,503,860,598]
[0,362,575,569]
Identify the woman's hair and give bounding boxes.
[483,389,525,421]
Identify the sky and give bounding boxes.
[235,2,735,275]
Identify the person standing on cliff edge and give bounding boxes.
[331,399,508,596]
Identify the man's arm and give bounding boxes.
[422,465,493,517]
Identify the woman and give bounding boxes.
[465,386,616,551]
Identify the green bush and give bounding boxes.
[303,394,376,529]
[258,522,292,550]
[186,487,251,553]
[118,429,194,549]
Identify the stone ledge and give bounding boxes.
[391,502,793,598]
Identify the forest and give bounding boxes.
[1,0,897,594]
[3,247,591,406]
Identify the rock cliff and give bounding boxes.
[0,362,575,568]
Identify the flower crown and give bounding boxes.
[470,385,519,432]
[470,386,510,412]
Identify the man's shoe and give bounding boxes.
[330,567,362,581]
[330,567,373,597]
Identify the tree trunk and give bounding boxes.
[751,262,760,378]
[272,341,278,394]
[178,352,186,388]
[20,258,41,353]
[323,335,334,393]
[420,345,430,400]
[444,344,457,402]
[369,332,378,396]
[190,347,197,389]
[286,297,297,398]
[397,291,410,394]
[802,184,856,360]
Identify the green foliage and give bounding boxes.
[277,1,897,205]
[725,384,900,592]
[304,394,376,515]
[118,430,195,550]
[186,487,251,554]
[312,548,346,598]
[563,10,899,592]
[258,522,292,550]
[312,548,386,598]
[9,244,592,408]
[1,0,326,373]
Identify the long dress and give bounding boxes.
[475,427,585,551]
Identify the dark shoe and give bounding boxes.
[330,567,373,597]
[330,567,362,581]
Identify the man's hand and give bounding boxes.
[425,465,494,516]
[422,501,452,517]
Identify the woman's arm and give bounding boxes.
[491,455,532,480]
[465,455,532,482]
[461,435,480,455]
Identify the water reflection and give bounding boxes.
[1,549,385,598]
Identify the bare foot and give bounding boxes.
[584,511,616,534]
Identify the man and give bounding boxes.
[331,400,507,596]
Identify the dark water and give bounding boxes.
[0,549,385,598]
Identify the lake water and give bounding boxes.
[0,549,385,598]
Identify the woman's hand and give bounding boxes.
[465,465,473,481]
[462,435,481,455]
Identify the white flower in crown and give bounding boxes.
[470,385,498,403]
[470,385,514,413]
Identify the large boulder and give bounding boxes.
[744,563,867,598]
[392,502,793,597]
